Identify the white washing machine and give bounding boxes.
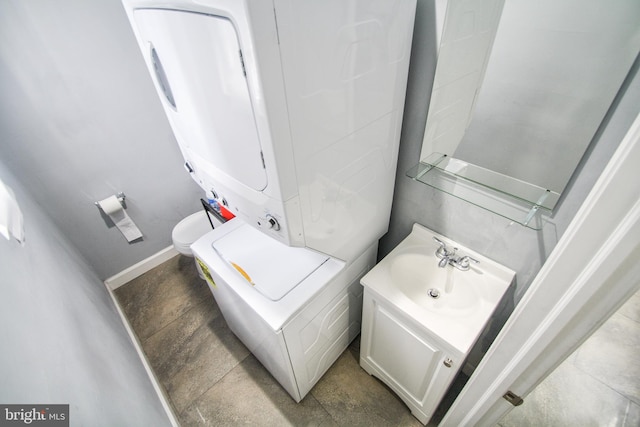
[122,0,416,401]
[192,218,376,401]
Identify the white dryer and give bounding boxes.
[122,0,416,401]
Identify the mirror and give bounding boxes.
[418,0,640,215]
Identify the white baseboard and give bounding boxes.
[106,284,180,427]
[105,246,179,290]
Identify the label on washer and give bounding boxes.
[196,257,216,288]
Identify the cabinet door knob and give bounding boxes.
[443,358,453,368]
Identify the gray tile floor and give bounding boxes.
[115,254,639,426]
[498,289,640,427]
[114,255,451,426]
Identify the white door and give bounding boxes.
[133,9,267,191]
[439,113,640,426]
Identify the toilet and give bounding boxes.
[172,210,215,257]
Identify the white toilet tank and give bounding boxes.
[172,211,214,256]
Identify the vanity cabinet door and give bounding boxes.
[360,290,459,424]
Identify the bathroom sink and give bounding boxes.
[390,252,481,316]
[361,223,515,353]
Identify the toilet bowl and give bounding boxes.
[172,211,213,257]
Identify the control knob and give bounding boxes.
[265,214,280,231]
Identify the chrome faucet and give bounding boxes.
[453,255,480,271]
[438,252,454,268]
[433,237,456,268]
[433,236,479,271]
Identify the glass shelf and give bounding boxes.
[407,154,557,230]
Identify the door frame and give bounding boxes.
[440,112,640,426]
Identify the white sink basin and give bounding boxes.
[361,223,515,353]
[391,252,482,316]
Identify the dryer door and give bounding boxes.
[132,9,267,191]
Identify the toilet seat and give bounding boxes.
[172,211,212,255]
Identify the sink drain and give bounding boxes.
[427,288,441,299]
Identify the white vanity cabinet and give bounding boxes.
[357,223,515,425]
[360,288,462,424]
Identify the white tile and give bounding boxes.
[499,361,632,427]
[618,288,640,324]
[625,401,640,427]
[573,312,640,405]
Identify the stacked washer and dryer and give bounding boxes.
[122,0,416,402]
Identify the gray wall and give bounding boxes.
[0,0,202,279]
[381,0,640,305]
[0,160,171,426]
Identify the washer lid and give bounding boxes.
[212,223,329,301]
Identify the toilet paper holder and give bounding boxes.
[95,192,127,210]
